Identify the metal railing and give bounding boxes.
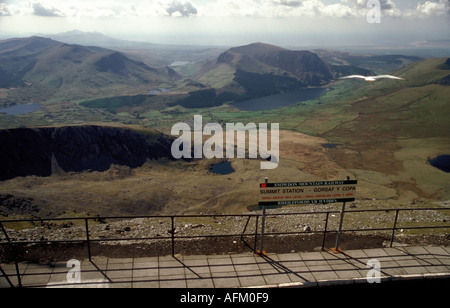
[1,207,449,287]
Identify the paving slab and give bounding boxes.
[1,246,449,288]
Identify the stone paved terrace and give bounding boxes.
[1,246,449,289]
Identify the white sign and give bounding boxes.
[259,180,357,206]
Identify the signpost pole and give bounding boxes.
[258,177,268,256]
[257,177,357,255]
[333,201,346,253]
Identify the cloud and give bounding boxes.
[165,0,197,17]
[415,0,450,17]
[0,3,11,16]
[195,0,401,18]
[0,0,448,20]
[32,2,64,17]
[273,0,302,7]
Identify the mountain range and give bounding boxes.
[0,36,179,103]
[183,42,333,107]
[0,33,449,214]
[1,35,422,111]
[0,37,345,110]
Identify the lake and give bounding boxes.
[322,144,341,149]
[210,161,235,175]
[429,155,450,173]
[148,88,172,95]
[169,61,191,67]
[0,104,41,115]
[231,87,328,111]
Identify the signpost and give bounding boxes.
[257,177,269,256]
[257,178,358,255]
[258,180,357,206]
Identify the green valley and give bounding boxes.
[0,36,449,218]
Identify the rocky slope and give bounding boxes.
[218,43,332,86]
[1,200,448,261]
[0,125,174,181]
[0,36,179,102]
[187,43,333,107]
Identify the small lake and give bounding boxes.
[148,88,172,95]
[210,161,235,175]
[429,155,450,173]
[169,61,191,67]
[231,87,328,111]
[322,144,341,149]
[0,104,41,115]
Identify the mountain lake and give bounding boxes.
[429,155,450,173]
[210,161,235,175]
[0,104,41,115]
[231,87,328,111]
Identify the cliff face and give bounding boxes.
[217,43,332,86]
[190,43,332,105]
[0,125,174,181]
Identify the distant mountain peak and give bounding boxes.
[229,42,286,58]
[95,52,129,75]
[55,29,111,38]
[214,42,332,86]
[48,30,125,48]
[189,42,333,106]
[0,36,58,53]
[0,36,180,98]
[233,42,286,50]
[61,29,91,34]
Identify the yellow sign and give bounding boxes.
[259,180,357,206]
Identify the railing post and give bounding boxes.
[333,202,347,253]
[254,215,259,254]
[171,216,175,257]
[259,205,267,255]
[85,218,92,261]
[12,244,21,288]
[390,210,400,248]
[0,264,14,288]
[258,177,269,256]
[1,221,21,287]
[322,212,330,251]
[241,216,251,237]
[0,221,10,242]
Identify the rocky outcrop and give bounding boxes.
[0,125,174,181]
[218,43,332,86]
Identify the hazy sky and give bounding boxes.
[0,0,449,47]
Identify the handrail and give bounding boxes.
[1,207,449,247]
[1,207,449,288]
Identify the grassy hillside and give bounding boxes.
[152,57,450,202]
[191,43,332,102]
[1,47,449,217]
[291,58,450,201]
[0,37,180,105]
